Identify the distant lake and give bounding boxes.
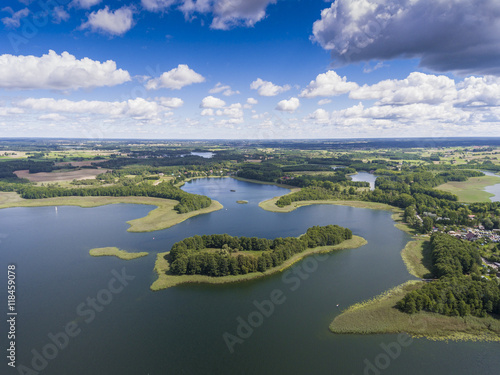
[350,171,377,190]
[191,151,214,158]
[1,178,499,374]
[481,170,500,202]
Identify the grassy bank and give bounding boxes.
[259,196,396,214]
[89,247,148,260]
[329,281,500,342]
[150,235,367,291]
[436,175,500,202]
[0,192,223,232]
[401,239,433,279]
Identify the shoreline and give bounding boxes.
[436,175,500,202]
[329,281,500,342]
[89,247,149,260]
[0,192,223,232]
[150,235,367,291]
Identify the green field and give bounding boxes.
[89,247,149,260]
[0,192,223,232]
[150,235,367,291]
[329,281,500,342]
[437,175,500,202]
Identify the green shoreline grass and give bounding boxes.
[401,239,433,279]
[89,247,148,260]
[150,235,367,291]
[329,281,500,342]
[436,175,500,202]
[0,192,223,232]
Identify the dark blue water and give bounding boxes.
[0,178,498,375]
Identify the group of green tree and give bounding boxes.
[275,167,500,232]
[168,225,353,277]
[16,181,211,213]
[397,233,500,318]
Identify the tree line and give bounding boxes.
[397,233,500,318]
[168,225,353,277]
[17,181,211,213]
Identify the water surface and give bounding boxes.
[1,178,499,375]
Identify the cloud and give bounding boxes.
[250,78,291,96]
[200,95,226,108]
[209,82,239,96]
[1,7,29,28]
[70,0,102,9]
[244,97,258,109]
[312,0,500,76]
[308,108,330,124]
[146,64,205,90]
[350,72,457,105]
[0,50,131,90]
[275,97,300,112]
[52,7,70,24]
[318,99,331,105]
[81,6,134,36]
[180,0,277,30]
[141,0,176,12]
[157,97,184,108]
[300,70,358,98]
[39,113,67,121]
[18,97,170,121]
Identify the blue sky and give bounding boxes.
[1,0,499,139]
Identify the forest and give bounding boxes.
[16,181,211,213]
[168,225,353,277]
[397,233,500,317]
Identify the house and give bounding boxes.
[466,232,476,241]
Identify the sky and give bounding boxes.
[0,0,499,139]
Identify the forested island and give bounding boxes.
[151,225,366,290]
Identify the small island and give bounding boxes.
[151,225,367,290]
[90,247,149,260]
[236,200,248,204]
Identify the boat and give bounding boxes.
[230,189,236,192]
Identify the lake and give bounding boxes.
[1,178,499,375]
[481,170,500,202]
[350,171,377,190]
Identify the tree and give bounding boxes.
[422,217,434,233]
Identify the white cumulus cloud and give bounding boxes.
[275,97,300,112]
[157,97,184,108]
[250,78,291,97]
[0,50,131,90]
[81,6,135,36]
[300,70,358,98]
[180,0,277,30]
[200,96,226,108]
[146,64,205,90]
